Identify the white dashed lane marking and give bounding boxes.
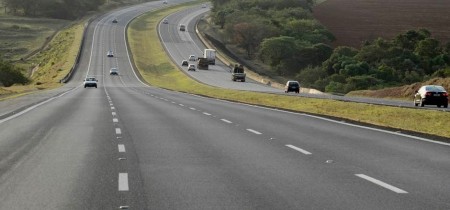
[113,118,119,123]
[112,112,117,116]
[189,107,196,111]
[118,173,129,191]
[286,144,312,155]
[115,128,122,135]
[203,112,211,116]
[179,104,184,107]
[247,129,262,135]
[118,144,126,152]
[355,174,408,194]
[221,119,232,124]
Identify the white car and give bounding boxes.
[188,64,196,71]
[188,55,196,61]
[107,50,114,57]
[110,68,118,75]
[162,19,168,24]
[84,76,98,88]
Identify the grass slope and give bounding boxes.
[127,2,450,139]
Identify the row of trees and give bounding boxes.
[2,0,106,19]
[210,0,334,65]
[297,29,450,93]
[210,0,450,93]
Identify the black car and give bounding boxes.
[414,85,448,108]
[285,81,300,93]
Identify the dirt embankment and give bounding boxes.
[348,78,450,99]
[313,0,450,48]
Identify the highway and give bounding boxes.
[0,1,449,209]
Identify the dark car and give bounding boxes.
[112,19,118,23]
[181,60,188,66]
[285,81,300,93]
[414,85,448,108]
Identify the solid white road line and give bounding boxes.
[113,118,119,123]
[247,129,262,135]
[203,112,211,116]
[118,144,126,152]
[118,173,129,191]
[221,119,232,124]
[355,174,408,194]
[286,144,312,155]
[116,128,122,135]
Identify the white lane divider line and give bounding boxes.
[118,173,129,191]
[221,119,232,124]
[111,107,115,110]
[118,144,126,153]
[286,144,312,155]
[203,112,211,116]
[189,107,196,111]
[112,112,117,116]
[355,174,408,194]
[171,101,176,104]
[247,129,262,135]
[116,128,122,135]
[179,104,184,107]
[113,118,119,123]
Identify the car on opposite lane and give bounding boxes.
[285,81,300,93]
[188,64,196,71]
[181,60,188,66]
[414,85,448,108]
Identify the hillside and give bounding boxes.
[313,0,450,48]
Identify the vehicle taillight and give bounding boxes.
[425,92,432,96]
[443,92,448,97]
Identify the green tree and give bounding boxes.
[0,59,29,87]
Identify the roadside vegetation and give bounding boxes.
[127,3,450,139]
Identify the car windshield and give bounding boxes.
[425,86,445,92]
[86,78,96,81]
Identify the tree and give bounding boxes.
[259,36,297,67]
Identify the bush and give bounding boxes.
[0,60,30,87]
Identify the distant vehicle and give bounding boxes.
[110,68,118,75]
[163,0,168,4]
[203,49,216,65]
[231,64,246,82]
[107,50,114,57]
[188,64,196,71]
[197,57,209,70]
[162,19,169,24]
[414,85,448,108]
[188,55,196,61]
[201,4,207,8]
[181,60,188,66]
[112,19,118,23]
[84,76,98,88]
[179,24,186,31]
[285,81,300,93]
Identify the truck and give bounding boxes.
[203,49,216,65]
[231,64,246,82]
[197,57,209,70]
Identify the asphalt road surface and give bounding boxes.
[0,1,449,209]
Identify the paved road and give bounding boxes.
[0,1,450,209]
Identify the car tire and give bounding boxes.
[414,100,418,106]
[420,99,425,107]
[444,104,448,108]
[84,86,86,88]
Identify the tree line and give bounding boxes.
[2,0,106,19]
[210,0,450,93]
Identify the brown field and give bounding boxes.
[313,0,450,48]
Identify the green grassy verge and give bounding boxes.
[127,3,448,139]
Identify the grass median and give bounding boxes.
[127,2,450,139]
